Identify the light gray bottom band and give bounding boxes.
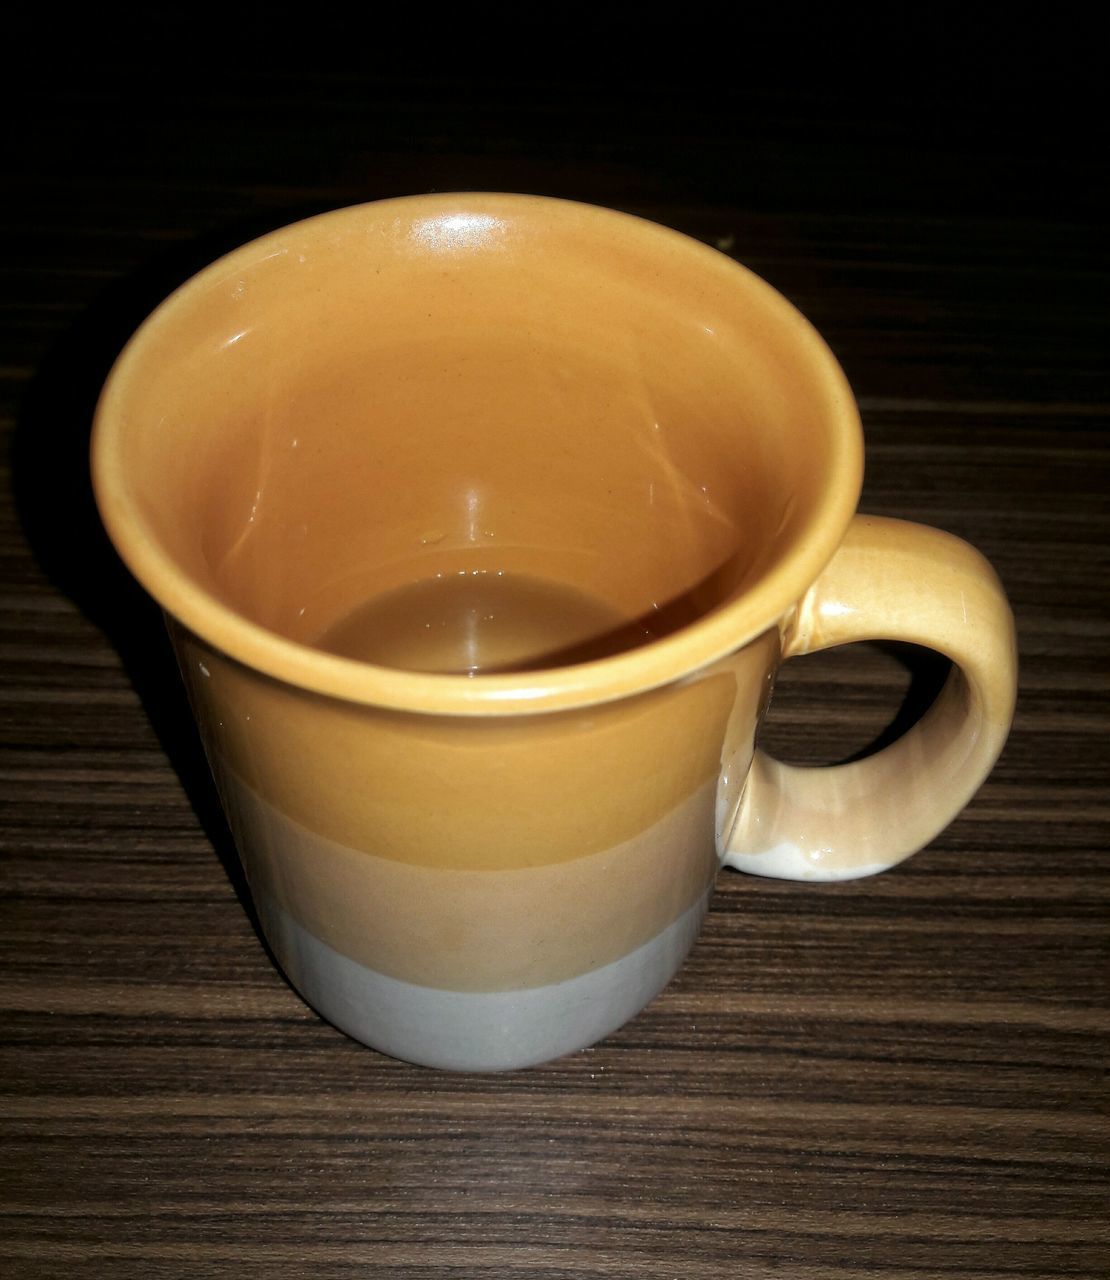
[258,890,709,1071]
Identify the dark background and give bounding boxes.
[2,9,1108,1279]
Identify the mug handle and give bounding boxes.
[725,515,1018,881]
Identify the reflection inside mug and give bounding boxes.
[194,322,780,674]
[315,569,707,675]
[112,201,842,680]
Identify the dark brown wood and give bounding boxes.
[3,36,1108,1279]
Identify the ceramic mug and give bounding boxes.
[92,194,1017,1070]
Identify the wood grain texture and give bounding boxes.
[2,26,1108,1280]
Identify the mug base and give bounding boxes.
[255,889,709,1071]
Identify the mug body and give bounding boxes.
[174,622,778,1069]
[93,194,863,1068]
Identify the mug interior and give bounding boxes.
[94,195,861,707]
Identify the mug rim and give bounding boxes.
[91,192,864,716]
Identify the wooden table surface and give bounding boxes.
[3,33,1108,1279]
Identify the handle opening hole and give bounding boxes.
[759,640,953,767]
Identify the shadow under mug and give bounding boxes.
[92,194,1017,1070]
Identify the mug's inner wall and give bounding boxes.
[110,201,839,665]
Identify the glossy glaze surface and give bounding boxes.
[93,194,863,714]
[92,194,1017,1068]
[727,515,1018,879]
